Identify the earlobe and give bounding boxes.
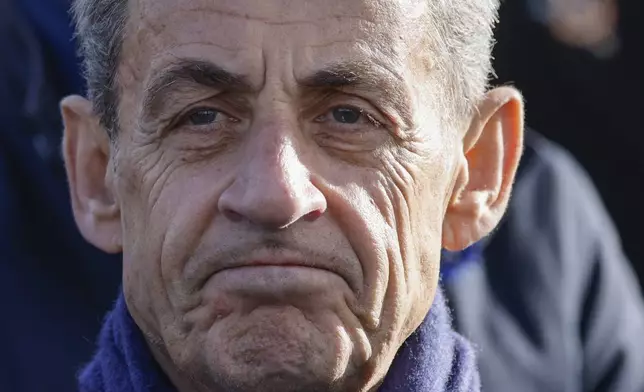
[442,87,524,251]
[61,95,123,254]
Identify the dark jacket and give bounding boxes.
[492,0,644,286]
[0,2,121,391]
[445,131,644,392]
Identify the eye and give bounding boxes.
[313,104,390,151]
[332,107,362,124]
[177,107,240,132]
[315,105,383,129]
[187,108,220,126]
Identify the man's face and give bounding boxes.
[62,0,522,391]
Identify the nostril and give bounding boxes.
[223,209,244,222]
[303,209,323,222]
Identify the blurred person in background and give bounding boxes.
[493,0,644,286]
[445,3,644,390]
[0,1,121,391]
[445,130,644,392]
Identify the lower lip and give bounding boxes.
[208,265,347,295]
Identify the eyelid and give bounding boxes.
[334,105,382,126]
[312,95,388,124]
[175,104,239,127]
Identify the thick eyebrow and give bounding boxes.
[142,59,254,118]
[300,60,412,125]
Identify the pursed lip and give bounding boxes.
[209,248,357,291]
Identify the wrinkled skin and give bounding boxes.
[61,0,523,391]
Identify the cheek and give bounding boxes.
[149,171,226,280]
[370,147,453,322]
[117,152,229,324]
[320,140,453,318]
[378,147,449,258]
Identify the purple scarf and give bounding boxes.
[79,290,479,392]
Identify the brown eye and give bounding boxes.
[188,108,219,125]
[332,107,361,124]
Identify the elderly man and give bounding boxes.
[62,0,523,391]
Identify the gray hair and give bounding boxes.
[72,0,128,140]
[72,0,499,138]
[422,0,500,124]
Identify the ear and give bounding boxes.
[442,86,524,251]
[61,95,123,254]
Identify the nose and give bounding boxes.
[218,126,327,229]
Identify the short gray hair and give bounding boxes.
[422,0,500,123]
[72,0,499,138]
[72,0,128,140]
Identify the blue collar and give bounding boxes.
[440,242,485,282]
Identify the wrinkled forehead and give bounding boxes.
[137,0,415,21]
[122,0,428,86]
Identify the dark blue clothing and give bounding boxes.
[0,2,122,391]
[79,291,479,392]
[16,0,84,96]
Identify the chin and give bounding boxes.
[203,366,346,392]
[196,306,359,392]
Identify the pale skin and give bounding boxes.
[61,0,523,391]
